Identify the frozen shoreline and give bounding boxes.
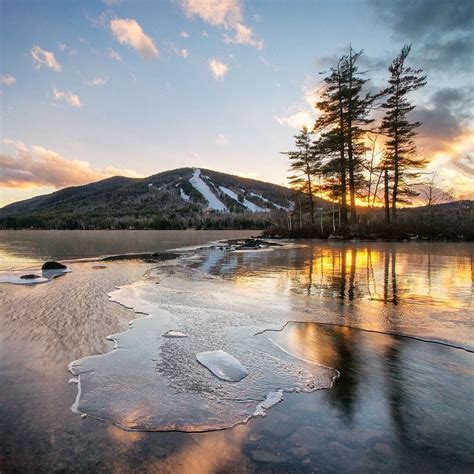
[68,239,473,432]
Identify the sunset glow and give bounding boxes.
[1,0,472,207]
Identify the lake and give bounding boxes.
[0,231,472,472]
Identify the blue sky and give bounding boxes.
[1,0,473,206]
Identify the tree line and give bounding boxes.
[283,44,428,230]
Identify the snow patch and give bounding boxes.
[196,350,248,382]
[219,186,266,213]
[180,188,190,202]
[250,192,289,211]
[189,169,227,211]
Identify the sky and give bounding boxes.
[0,0,473,207]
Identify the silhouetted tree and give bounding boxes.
[283,126,317,227]
[316,58,349,224]
[380,45,427,222]
[340,47,374,224]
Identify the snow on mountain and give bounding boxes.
[250,192,289,211]
[180,188,190,202]
[189,168,227,211]
[219,186,267,213]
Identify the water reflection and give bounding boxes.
[0,230,252,270]
[266,322,474,470]
[211,242,472,309]
[1,237,473,472]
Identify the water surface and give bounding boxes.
[0,232,472,472]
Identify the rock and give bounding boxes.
[374,442,393,457]
[20,274,41,279]
[41,261,67,270]
[151,252,180,261]
[289,426,321,446]
[102,252,179,262]
[251,450,289,463]
[235,238,277,250]
[288,446,312,457]
[92,265,107,269]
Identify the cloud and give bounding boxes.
[110,18,158,59]
[103,0,121,5]
[58,42,67,52]
[223,22,263,49]
[180,31,189,38]
[216,133,229,145]
[173,47,189,58]
[86,77,108,86]
[274,111,315,130]
[107,48,123,62]
[370,0,474,72]
[179,0,243,27]
[426,133,474,199]
[1,139,142,189]
[208,58,229,80]
[88,10,112,28]
[260,56,278,72]
[415,87,473,153]
[52,87,82,108]
[1,74,16,86]
[31,45,62,72]
[371,0,473,39]
[274,77,320,130]
[178,0,263,49]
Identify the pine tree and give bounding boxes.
[315,58,348,224]
[340,47,374,224]
[315,47,373,226]
[282,126,317,227]
[380,45,427,222]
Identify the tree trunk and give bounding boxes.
[384,167,390,224]
[391,158,398,222]
[306,165,314,228]
[346,49,357,225]
[337,66,348,225]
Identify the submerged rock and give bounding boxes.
[20,274,41,280]
[196,350,248,382]
[41,261,67,270]
[251,450,289,463]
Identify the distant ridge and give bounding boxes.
[0,167,320,230]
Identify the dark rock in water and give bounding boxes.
[20,274,41,280]
[102,252,180,262]
[151,252,180,261]
[41,261,67,270]
[233,238,283,251]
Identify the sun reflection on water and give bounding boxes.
[221,243,472,310]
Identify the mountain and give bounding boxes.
[0,167,317,230]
